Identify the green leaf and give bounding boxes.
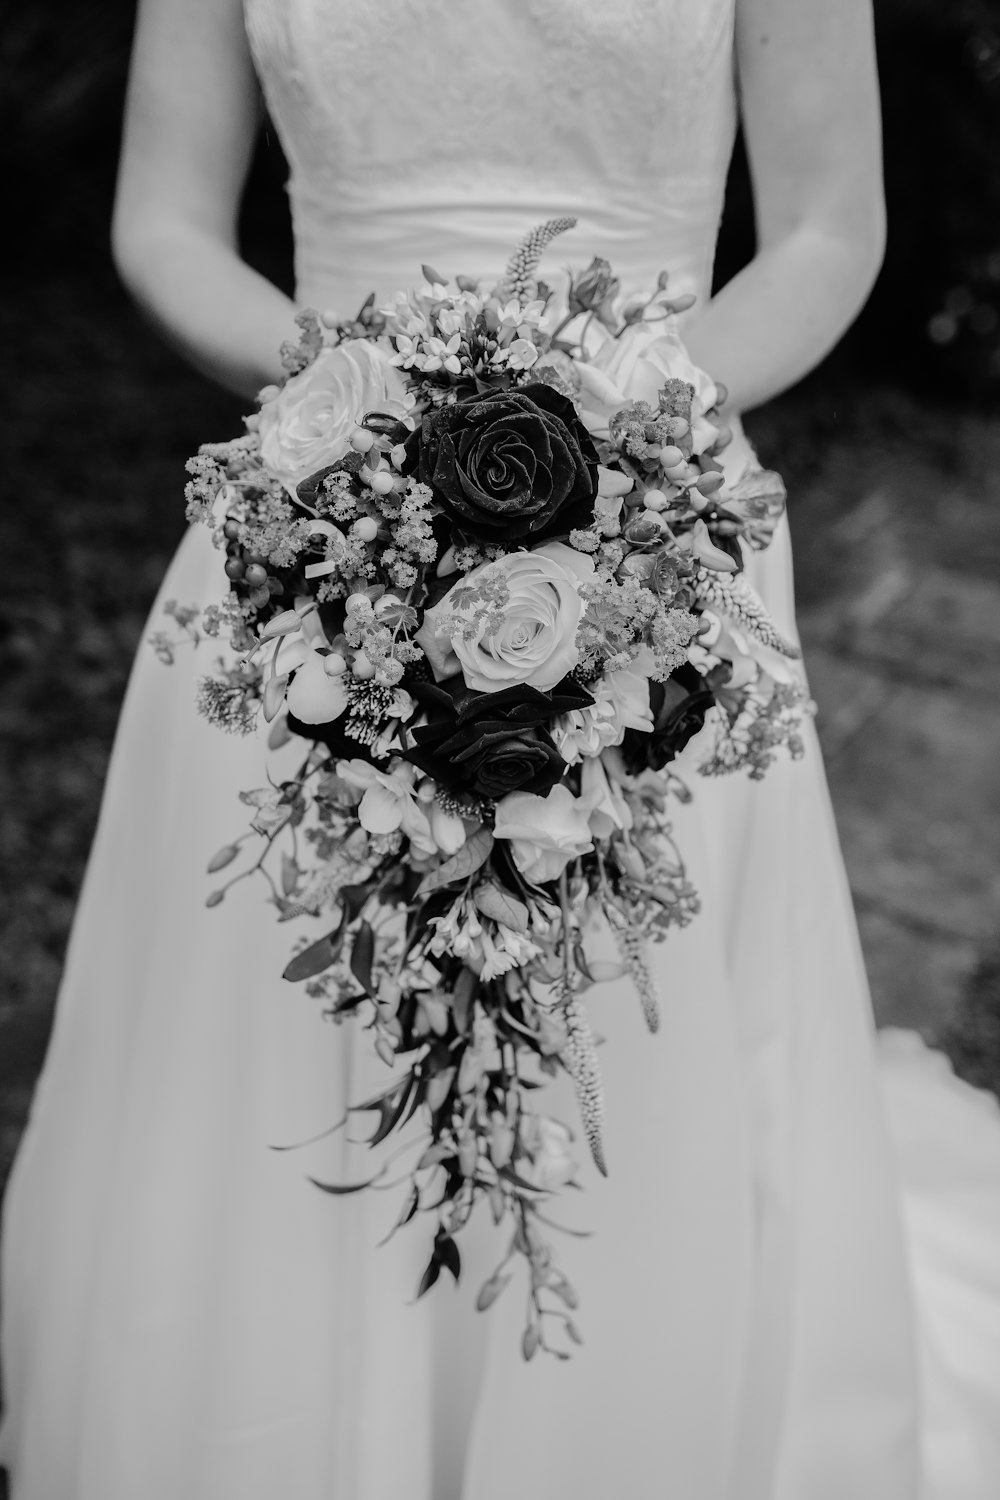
[205,889,225,908]
[416,830,494,898]
[368,1078,415,1148]
[416,1256,442,1299]
[307,1168,385,1195]
[435,1231,462,1283]
[340,883,372,922]
[349,920,376,995]
[283,924,343,982]
[473,882,529,934]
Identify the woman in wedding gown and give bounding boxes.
[3,1,1000,1496]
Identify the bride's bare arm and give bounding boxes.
[112,0,296,398]
[683,0,885,414]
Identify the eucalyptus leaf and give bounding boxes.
[349,920,376,995]
[473,882,529,934]
[416,830,494,898]
[283,924,344,982]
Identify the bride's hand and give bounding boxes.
[683,0,885,415]
[112,0,297,398]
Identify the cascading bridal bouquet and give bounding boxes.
[156,219,811,1359]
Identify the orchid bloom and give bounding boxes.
[336,759,440,858]
[258,600,349,726]
[420,333,463,374]
[492,338,539,371]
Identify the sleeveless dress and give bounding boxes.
[3,4,1000,1497]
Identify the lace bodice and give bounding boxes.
[243,0,738,317]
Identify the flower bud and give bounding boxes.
[424,1067,456,1115]
[374,1035,396,1067]
[350,427,376,454]
[695,471,725,496]
[262,673,289,723]
[458,1133,478,1178]
[369,469,395,496]
[475,1273,512,1312]
[623,513,666,545]
[642,489,669,512]
[489,1116,515,1169]
[206,844,241,874]
[567,256,620,325]
[351,516,379,542]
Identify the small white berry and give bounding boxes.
[352,517,379,543]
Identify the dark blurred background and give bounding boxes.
[2,0,1000,1205]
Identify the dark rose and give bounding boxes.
[620,664,716,774]
[404,383,599,543]
[402,678,592,799]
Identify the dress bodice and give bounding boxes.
[243,0,738,317]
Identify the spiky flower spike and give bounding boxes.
[693,567,802,659]
[497,217,578,306]
[613,926,660,1034]
[560,994,607,1176]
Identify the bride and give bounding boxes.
[3,1,999,1497]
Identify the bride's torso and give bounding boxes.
[243,0,738,316]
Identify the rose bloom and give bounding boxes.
[417,541,595,693]
[257,340,408,491]
[574,319,719,456]
[404,382,598,544]
[493,783,594,886]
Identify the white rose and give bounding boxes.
[575,320,719,454]
[417,542,595,693]
[493,783,594,886]
[258,340,408,491]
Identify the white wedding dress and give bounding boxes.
[3,3,1000,1497]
